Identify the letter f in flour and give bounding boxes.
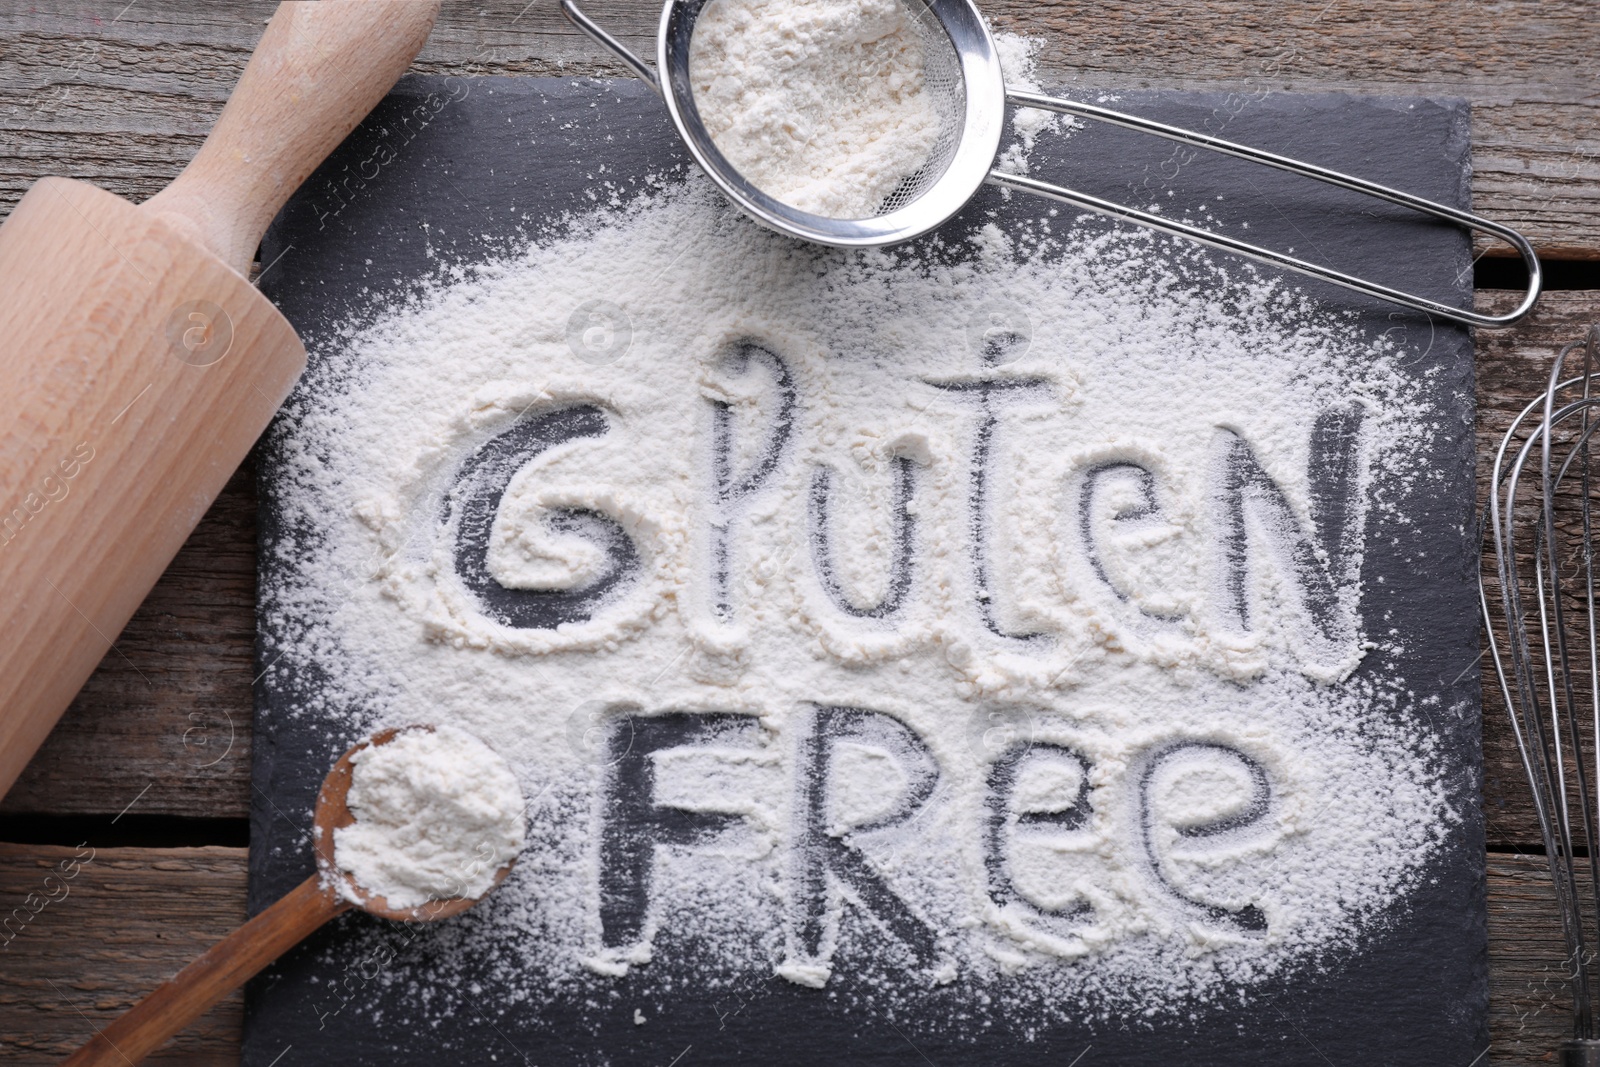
[597,713,766,955]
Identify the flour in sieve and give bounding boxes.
[262,169,1454,1029]
[690,0,943,218]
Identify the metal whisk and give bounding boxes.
[1484,325,1600,1067]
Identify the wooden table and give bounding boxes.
[0,3,1595,1063]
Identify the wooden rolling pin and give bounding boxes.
[0,1,441,801]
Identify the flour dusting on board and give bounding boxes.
[993,31,1075,175]
[262,152,1452,1027]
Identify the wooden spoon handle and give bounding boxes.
[142,0,440,276]
[61,875,351,1067]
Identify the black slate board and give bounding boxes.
[251,76,1484,1066]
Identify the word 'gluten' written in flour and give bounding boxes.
[436,339,1366,676]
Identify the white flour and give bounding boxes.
[332,725,526,910]
[690,0,942,218]
[263,126,1452,1027]
[993,31,1073,175]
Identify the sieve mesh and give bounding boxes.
[658,0,996,240]
[875,0,967,216]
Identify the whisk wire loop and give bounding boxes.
[988,92,1540,328]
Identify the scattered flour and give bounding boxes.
[263,160,1453,1029]
[690,0,943,218]
[332,725,527,910]
[993,30,1076,176]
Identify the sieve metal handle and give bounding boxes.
[561,0,661,95]
[989,90,1541,329]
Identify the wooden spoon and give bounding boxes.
[61,726,518,1066]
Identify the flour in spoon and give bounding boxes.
[332,725,526,910]
[690,0,943,218]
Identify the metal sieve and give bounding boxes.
[561,0,1541,329]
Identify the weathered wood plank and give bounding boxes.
[0,843,245,1065]
[0,1,1596,256]
[0,844,1577,1064]
[1488,851,1592,1066]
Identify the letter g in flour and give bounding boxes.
[445,404,643,630]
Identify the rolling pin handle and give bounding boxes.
[143,0,442,277]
